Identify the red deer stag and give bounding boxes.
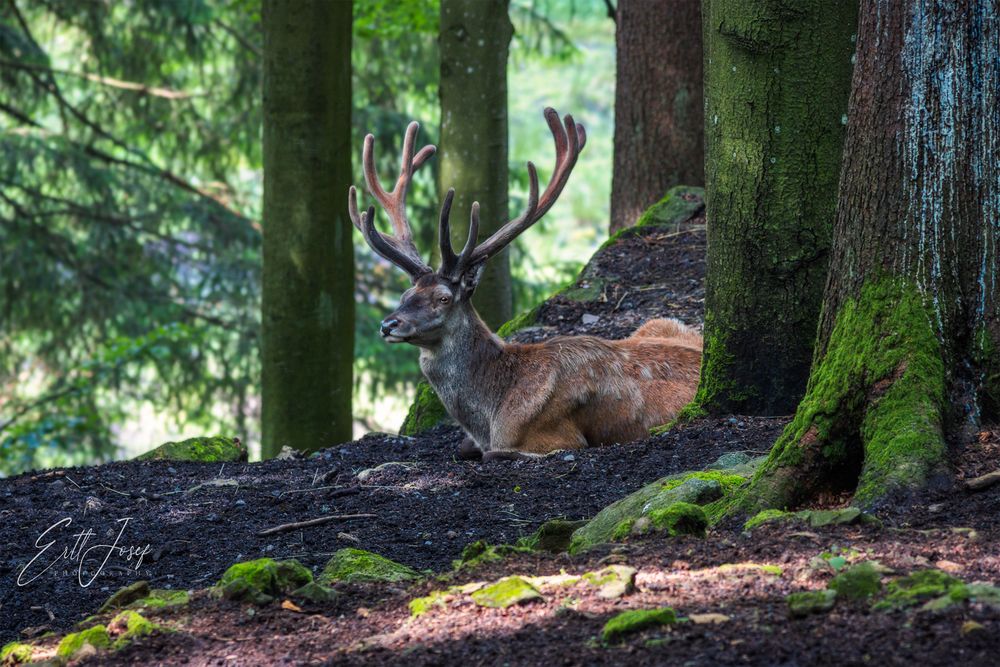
[348,108,702,461]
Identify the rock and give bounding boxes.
[829,561,886,600]
[519,519,589,553]
[705,452,752,470]
[56,625,111,659]
[290,582,339,603]
[319,548,420,584]
[569,471,745,552]
[581,313,600,325]
[215,558,313,605]
[787,589,837,618]
[98,580,150,613]
[648,502,708,537]
[744,506,876,531]
[275,446,298,460]
[0,641,34,664]
[470,576,543,608]
[602,607,677,643]
[874,569,966,611]
[807,507,861,527]
[582,565,637,599]
[108,610,160,649]
[136,436,247,462]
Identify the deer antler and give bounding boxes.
[348,121,435,281]
[438,107,586,283]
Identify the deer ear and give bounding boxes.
[458,264,485,299]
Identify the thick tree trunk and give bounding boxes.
[609,0,703,234]
[438,0,513,329]
[692,0,858,416]
[261,0,354,456]
[744,0,1000,511]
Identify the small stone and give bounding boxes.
[234,499,246,507]
[787,589,837,618]
[690,613,730,624]
[167,467,177,475]
[581,313,600,325]
[276,446,298,460]
[446,530,458,539]
[470,576,543,608]
[562,453,576,462]
[928,502,945,513]
[602,607,676,643]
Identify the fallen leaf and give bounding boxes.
[356,606,371,618]
[281,600,303,613]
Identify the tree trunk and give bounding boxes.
[261,0,354,456]
[609,0,704,234]
[691,0,858,416]
[744,0,1000,511]
[438,0,513,329]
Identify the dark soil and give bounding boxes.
[3,211,999,665]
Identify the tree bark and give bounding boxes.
[692,0,858,416]
[261,0,354,456]
[744,0,1000,511]
[609,0,704,234]
[438,0,513,329]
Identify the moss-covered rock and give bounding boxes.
[0,641,33,664]
[136,435,247,462]
[409,588,452,617]
[109,610,160,649]
[602,607,677,643]
[743,507,876,531]
[743,509,794,531]
[470,576,543,608]
[319,548,420,584]
[874,569,964,611]
[517,519,589,553]
[290,581,339,603]
[399,381,451,436]
[787,589,837,618]
[601,186,705,251]
[829,561,885,600]
[648,502,708,537]
[717,562,783,577]
[569,471,746,553]
[56,625,111,659]
[215,558,313,604]
[99,580,151,613]
[454,540,532,570]
[581,565,637,599]
[129,588,190,610]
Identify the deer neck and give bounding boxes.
[418,307,509,444]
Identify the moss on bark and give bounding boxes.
[737,278,948,512]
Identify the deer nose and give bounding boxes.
[380,318,400,337]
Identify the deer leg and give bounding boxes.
[456,436,483,461]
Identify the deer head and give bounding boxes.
[348,108,586,347]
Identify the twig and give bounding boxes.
[256,513,376,537]
[0,58,199,99]
[965,471,1000,491]
[279,485,361,498]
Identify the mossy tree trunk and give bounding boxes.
[693,0,858,415]
[261,0,354,456]
[438,0,513,329]
[743,0,1000,511]
[609,0,703,234]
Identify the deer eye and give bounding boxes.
[438,295,450,304]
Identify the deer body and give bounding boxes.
[348,108,703,459]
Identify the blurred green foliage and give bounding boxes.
[0,0,613,474]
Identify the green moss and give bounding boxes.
[648,502,708,537]
[736,278,948,514]
[718,562,783,576]
[135,435,246,462]
[319,548,420,584]
[399,381,450,436]
[557,279,605,303]
[454,540,532,570]
[660,471,747,495]
[581,565,637,599]
[0,642,33,664]
[496,306,540,338]
[744,509,792,531]
[602,607,677,643]
[99,580,151,613]
[829,561,884,600]
[215,558,313,604]
[129,589,190,609]
[787,589,837,618]
[874,569,964,611]
[110,610,160,650]
[289,581,339,603]
[611,519,635,541]
[56,625,111,659]
[601,186,705,251]
[517,519,588,553]
[470,576,543,608]
[409,589,452,617]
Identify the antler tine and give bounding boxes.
[464,107,583,268]
[351,122,436,281]
[438,188,458,275]
[456,201,480,273]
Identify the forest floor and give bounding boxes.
[2,198,999,665]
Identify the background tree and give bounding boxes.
[438,0,514,329]
[261,0,353,456]
[609,0,703,234]
[691,0,858,417]
[742,0,999,511]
